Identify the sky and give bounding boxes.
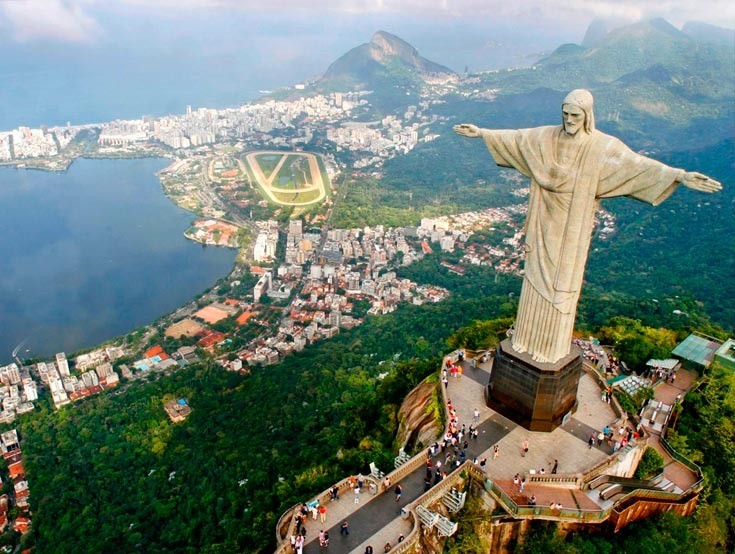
[0,0,732,128]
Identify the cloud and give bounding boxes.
[115,0,735,28]
[1,0,732,44]
[0,0,101,42]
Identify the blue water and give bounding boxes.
[0,158,236,364]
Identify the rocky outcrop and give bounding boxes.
[320,30,457,88]
[395,378,443,452]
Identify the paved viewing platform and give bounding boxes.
[276,352,700,554]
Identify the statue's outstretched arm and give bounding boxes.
[454,123,483,138]
[677,171,722,193]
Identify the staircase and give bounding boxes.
[394,447,411,468]
[442,487,466,513]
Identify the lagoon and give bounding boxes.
[0,157,236,364]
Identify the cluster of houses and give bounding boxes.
[0,430,31,535]
[41,350,124,409]
[0,363,38,425]
[185,219,241,247]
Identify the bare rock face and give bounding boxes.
[395,378,442,452]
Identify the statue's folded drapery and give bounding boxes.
[482,125,681,363]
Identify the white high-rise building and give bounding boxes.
[56,353,70,377]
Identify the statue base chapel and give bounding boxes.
[486,339,582,432]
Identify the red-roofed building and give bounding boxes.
[236,311,254,326]
[224,298,240,307]
[144,345,170,360]
[421,240,433,254]
[13,516,30,533]
[7,462,23,479]
[197,331,227,350]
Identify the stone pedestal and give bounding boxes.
[486,339,582,432]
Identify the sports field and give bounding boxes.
[241,151,328,206]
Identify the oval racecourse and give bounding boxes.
[241,151,328,207]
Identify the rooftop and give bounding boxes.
[672,333,722,368]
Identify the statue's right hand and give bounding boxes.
[454,123,481,138]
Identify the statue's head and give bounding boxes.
[562,89,595,135]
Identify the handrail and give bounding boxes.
[587,472,666,491]
[274,502,299,544]
[659,434,702,476]
[581,360,625,419]
[385,510,418,554]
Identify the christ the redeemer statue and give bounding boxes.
[455,89,721,365]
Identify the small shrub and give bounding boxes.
[634,447,665,480]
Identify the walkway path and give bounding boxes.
[289,353,629,553]
[642,368,700,491]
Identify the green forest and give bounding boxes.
[8,250,733,552]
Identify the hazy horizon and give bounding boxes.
[1,1,732,129]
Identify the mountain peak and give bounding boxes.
[320,31,456,89]
[369,30,421,64]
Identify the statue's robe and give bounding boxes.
[482,125,681,363]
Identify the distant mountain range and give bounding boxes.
[318,30,457,90]
[583,18,735,49]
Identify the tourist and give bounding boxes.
[365,547,374,554]
[521,439,529,457]
[384,542,392,552]
[473,408,480,423]
[354,487,360,504]
[493,444,500,460]
[318,504,327,523]
[529,495,537,506]
[551,459,558,474]
[330,485,339,501]
[340,521,350,535]
[394,484,402,502]
[588,433,596,449]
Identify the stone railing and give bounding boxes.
[387,461,482,554]
[273,472,380,554]
[274,502,299,545]
[274,354,457,552]
[582,360,625,419]
[528,474,583,488]
[385,509,419,554]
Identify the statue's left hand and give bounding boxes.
[680,171,722,193]
[454,123,482,138]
